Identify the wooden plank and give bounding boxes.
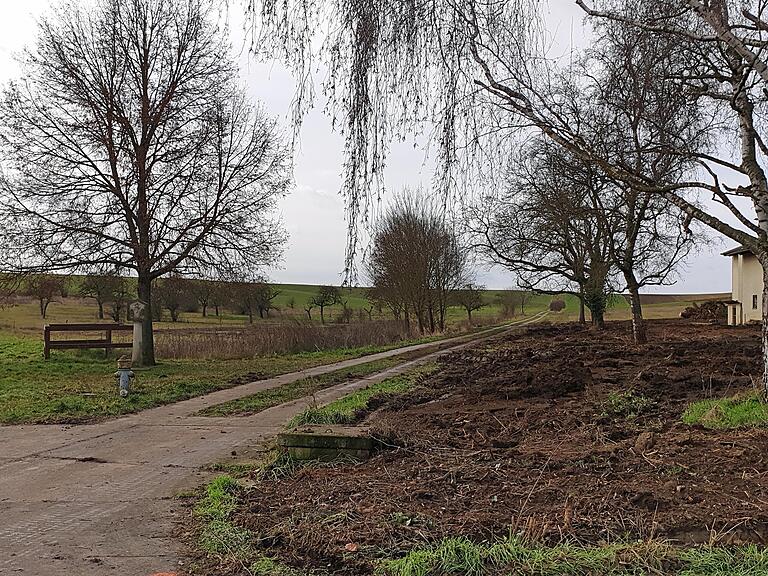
[44,323,132,332]
[44,325,51,360]
[48,341,132,350]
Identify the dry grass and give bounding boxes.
[155,320,411,359]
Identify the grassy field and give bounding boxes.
[1,278,729,333]
[0,280,729,425]
[0,332,448,425]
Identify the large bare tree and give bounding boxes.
[471,139,618,327]
[243,1,764,361]
[0,0,290,365]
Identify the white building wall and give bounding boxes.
[740,254,764,323]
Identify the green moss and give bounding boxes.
[682,393,768,429]
[602,390,655,419]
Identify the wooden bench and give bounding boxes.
[43,323,133,359]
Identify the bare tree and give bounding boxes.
[0,0,290,365]
[367,194,467,333]
[108,277,134,322]
[231,279,280,323]
[470,140,618,328]
[27,274,67,319]
[245,0,768,392]
[210,281,229,318]
[513,291,533,317]
[453,283,485,322]
[155,275,190,322]
[190,280,214,318]
[310,285,342,324]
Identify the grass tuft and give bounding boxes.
[601,390,655,419]
[288,363,437,428]
[682,393,768,429]
[376,536,768,576]
[193,475,253,557]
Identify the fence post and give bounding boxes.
[44,325,51,359]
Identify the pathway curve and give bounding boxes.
[0,313,546,575]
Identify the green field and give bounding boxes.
[0,279,727,425]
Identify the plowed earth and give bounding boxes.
[236,320,768,574]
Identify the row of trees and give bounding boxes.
[24,273,401,325]
[242,0,753,353]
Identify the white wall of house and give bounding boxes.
[731,253,763,324]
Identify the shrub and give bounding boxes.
[549,299,566,312]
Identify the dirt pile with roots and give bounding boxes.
[234,320,768,575]
[679,300,728,322]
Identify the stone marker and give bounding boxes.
[130,300,147,365]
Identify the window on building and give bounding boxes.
[753,295,759,310]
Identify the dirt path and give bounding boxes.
[0,314,545,575]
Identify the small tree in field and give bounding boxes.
[453,284,485,322]
[232,280,280,323]
[108,277,133,323]
[303,301,315,321]
[27,274,67,319]
[155,276,189,322]
[79,274,121,320]
[311,286,342,324]
[190,280,213,318]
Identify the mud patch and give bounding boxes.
[233,320,768,575]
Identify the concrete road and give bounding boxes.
[0,314,545,575]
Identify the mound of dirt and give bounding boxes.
[679,300,727,322]
[235,320,768,575]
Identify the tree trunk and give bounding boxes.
[214,304,219,316]
[201,304,207,317]
[591,308,605,329]
[625,274,647,345]
[320,305,325,324]
[97,301,104,319]
[39,298,45,318]
[467,308,472,322]
[136,275,156,366]
[578,296,586,324]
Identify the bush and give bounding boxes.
[549,299,566,312]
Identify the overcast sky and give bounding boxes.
[0,1,735,293]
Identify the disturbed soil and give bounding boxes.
[236,320,768,574]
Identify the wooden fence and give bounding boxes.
[43,323,133,359]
